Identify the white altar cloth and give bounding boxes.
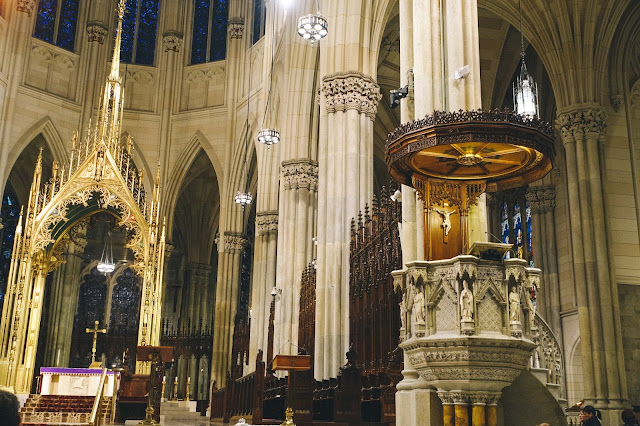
[40,367,120,396]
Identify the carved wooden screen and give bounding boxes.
[349,187,402,374]
[298,264,316,361]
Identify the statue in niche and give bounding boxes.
[412,285,425,324]
[509,286,521,323]
[459,280,474,321]
[399,291,407,331]
[404,278,416,336]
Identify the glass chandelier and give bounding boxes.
[235,191,253,207]
[297,0,328,43]
[512,0,539,119]
[97,231,115,274]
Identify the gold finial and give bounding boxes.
[52,161,58,180]
[127,135,133,155]
[117,0,127,20]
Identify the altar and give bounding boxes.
[40,367,120,397]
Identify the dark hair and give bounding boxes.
[581,405,602,420]
[622,409,639,424]
[0,389,20,426]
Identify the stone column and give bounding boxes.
[556,108,627,410]
[180,262,212,328]
[249,211,278,368]
[315,72,381,378]
[43,225,87,367]
[0,0,37,185]
[526,186,561,336]
[211,233,247,386]
[273,160,317,359]
[79,15,109,131]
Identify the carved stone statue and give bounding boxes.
[434,207,457,236]
[509,286,521,323]
[413,286,425,324]
[405,279,416,335]
[399,291,407,330]
[460,280,474,321]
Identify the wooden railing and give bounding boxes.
[89,367,107,426]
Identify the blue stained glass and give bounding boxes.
[56,0,79,51]
[252,0,264,45]
[209,0,229,61]
[513,202,523,258]
[191,0,210,64]
[120,0,138,63]
[34,0,58,43]
[0,191,19,315]
[135,0,160,65]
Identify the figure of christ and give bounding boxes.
[433,207,457,236]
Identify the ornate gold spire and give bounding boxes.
[95,0,128,151]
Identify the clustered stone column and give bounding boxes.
[211,232,247,386]
[180,262,213,328]
[273,160,317,361]
[249,211,278,368]
[43,223,87,367]
[315,72,381,378]
[526,186,561,337]
[556,108,626,409]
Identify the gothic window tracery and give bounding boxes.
[191,0,229,64]
[34,0,80,51]
[109,268,141,334]
[120,0,160,65]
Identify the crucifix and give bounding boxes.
[432,205,457,243]
[86,320,107,366]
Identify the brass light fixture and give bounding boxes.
[297,0,328,43]
[512,0,539,118]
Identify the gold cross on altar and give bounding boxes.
[85,320,107,367]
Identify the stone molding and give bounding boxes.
[526,186,556,213]
[228,18,245,39]
[86,22,108,44]
[256,211,278,235]
[281,159,319,191]
[321,71,382,120]
[223,233,248,253]
[556,108,607,142]
[17,0,36,16]
[162,31,183,52]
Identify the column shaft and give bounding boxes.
[443,404,454,426]
[471,404,486,426]
[454,404,469,426]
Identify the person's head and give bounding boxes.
[622,409,638,424]
[579,405,598,422]
[0,389,20,426]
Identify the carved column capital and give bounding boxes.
[556,107,606,143]
[162,31,183,52]
[86,22,108,44]
[223,232,248,253]
[17,0,36,16]
[526,186,556,214]
[228,18,245,39]
[281,159,319,191]
[256,211,278,235]
[321,72,382,120]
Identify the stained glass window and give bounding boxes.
[0,189,20,315]
[494,190,535,265]
[109,269,141,335]
[120,0,160,65]
[190,0,229,64]
[252,0,265,45]
[34,0,80,51]
[74,268,108,329]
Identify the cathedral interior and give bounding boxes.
[0,0,639,425]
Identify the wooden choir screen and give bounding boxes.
[298,264,316,361]
[349,187,403,374]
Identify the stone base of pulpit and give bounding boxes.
[392,255,540,425]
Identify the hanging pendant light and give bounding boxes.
[97,231,115,274]
[512,0,539,119]
[259,6,281,147]
[235,191,253,207]
[258,128,280,146]
[297,0,328,43]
